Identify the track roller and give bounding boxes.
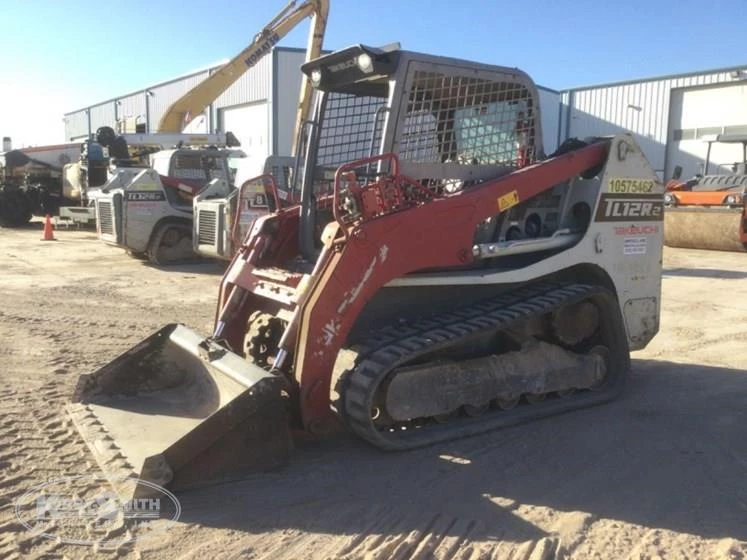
[341,283,630,451]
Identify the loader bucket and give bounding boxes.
[67,324,293,499]
[664,207,746,252]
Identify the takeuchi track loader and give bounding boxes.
[94,143,237,265]
[193,156,295,259]
[663,133,747,252]
[68,45,664,499]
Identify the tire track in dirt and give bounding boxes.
[0,385,139,558]
[3,228,747,558]
[337,513,483,560]
[0,228,223,559]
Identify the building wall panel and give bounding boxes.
[117,94,147,131]
[64,111,89,140]
[666,82,747,177]
[560,68,747,177]
[88,103,117,133]
[218,101,270,176]
[274,49,308,156]
[537,87,560,154]
[214,54,272,109]
[148,71,210,131]
[64,51,747,184]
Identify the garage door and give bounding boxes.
[219,101,270,161]
[666,83,747,179]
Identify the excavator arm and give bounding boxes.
[156,0,329,138]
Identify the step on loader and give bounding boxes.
[664,133,747,252]
[68,44,664,499]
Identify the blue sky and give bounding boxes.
[2,0,746,146]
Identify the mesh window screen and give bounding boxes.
[317,93,387,168]
[400,71,536,166]
[172,153,229,181]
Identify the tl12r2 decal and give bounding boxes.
[594,193,663,222]
[126,191,166,202]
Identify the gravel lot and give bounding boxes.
[1,221,746,559]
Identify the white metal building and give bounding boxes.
[64,46,562,160]
[559,65,747,180]
[64,47,747,182]
[64,48,309,167]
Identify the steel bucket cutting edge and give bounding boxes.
[67,324,293,499]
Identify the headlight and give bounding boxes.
[310,69,322,86]
[724,194,743,205]
[357,53,374,73]
[664,192,676,205]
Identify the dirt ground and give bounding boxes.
[1,221,747,560]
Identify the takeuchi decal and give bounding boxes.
[614,224,660,236]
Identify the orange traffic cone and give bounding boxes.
[41,214,56,241]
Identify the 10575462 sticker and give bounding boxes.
[607,177,656,194]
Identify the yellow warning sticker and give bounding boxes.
[497,190,520,212]
[607,177,655,194]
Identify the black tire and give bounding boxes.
[125,249,149,261]
[146,222,198,266]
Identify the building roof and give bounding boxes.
[563,63,747,92]
[65,46,560,116]
[64,47,305,116]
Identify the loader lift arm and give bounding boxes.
[218,142,612,431]
[156,0,329,148]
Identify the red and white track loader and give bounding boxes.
[68,44,664,499]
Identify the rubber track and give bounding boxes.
[343,282,626,450]
[148,222,198,265]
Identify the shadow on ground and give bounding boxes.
[173,359,747,544]
[1,221,44,231]
[141,259,227,275]
[664,267,747,280]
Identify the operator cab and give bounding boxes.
[296,44,555,264]
[150,149,232,210]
